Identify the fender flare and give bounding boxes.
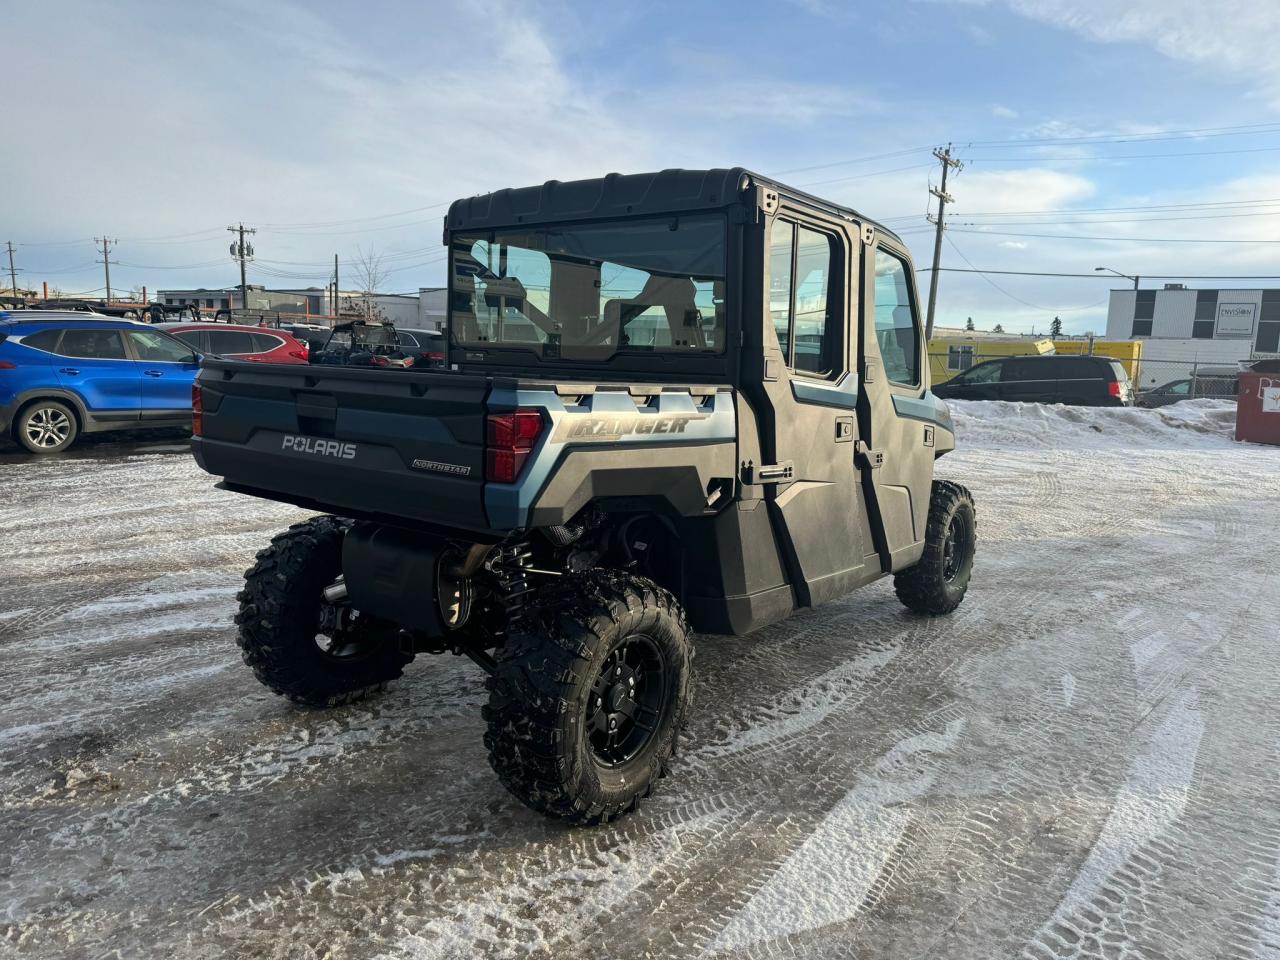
[11,388,91,431]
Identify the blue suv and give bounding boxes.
[0,311,199,453]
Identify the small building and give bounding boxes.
[418,287,446,331]
[1107,286,1280,355]
[926,332,1055,384]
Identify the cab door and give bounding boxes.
[748,209,877,608]
[858,238,937,570]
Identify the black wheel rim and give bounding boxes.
[942,514,968,581]
[587,634,667,767]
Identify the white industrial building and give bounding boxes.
[1106,286,1280,367]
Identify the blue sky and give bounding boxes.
[8,0,1280,332]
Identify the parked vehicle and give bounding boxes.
[395,327,446,367]
[0,310,198,453]
[192,167,975,824]
[156,322,310,364]
[933,354,1134,406]
[310,320,414,368]
[1137,372,1239,408]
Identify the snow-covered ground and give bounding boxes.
[1,402,1278,959]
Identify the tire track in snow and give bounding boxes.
[705,721,965,956]
[1021,688,1205,959]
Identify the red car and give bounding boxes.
[155,322,310,364]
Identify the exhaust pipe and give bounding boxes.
[323,577,348,603]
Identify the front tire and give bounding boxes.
[235,516,412,707]
[16,400,78,453]
[894,480,976,615]
[483,571,693,825]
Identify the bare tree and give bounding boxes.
[351,246,388,321]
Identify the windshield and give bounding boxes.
[450,215,726,361]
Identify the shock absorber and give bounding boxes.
[486,541,536,623]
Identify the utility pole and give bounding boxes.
[228,224,256,310]
[925,144,963,341]
[95,236,117,303]
[334,253,340,318]
[5,242,19,300]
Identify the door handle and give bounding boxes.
[741,461,794,484]
[144,370,163,377]
[58,367,80,376]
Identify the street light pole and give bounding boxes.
[1095,266,1139,290]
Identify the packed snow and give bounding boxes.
[1,401,1278,960]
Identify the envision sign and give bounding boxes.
[1216,302,1257,337]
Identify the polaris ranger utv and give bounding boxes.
[192,168,975,824]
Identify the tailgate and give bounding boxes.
[192,360,494,533]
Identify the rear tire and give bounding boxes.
[15,400,78,453]
[894,480,976,615]
[483,570,693,825]
[235,515,412,707]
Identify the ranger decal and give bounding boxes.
[550,414,708,443]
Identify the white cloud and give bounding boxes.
[999,240,1029,248]
[991,104,1019,119]
[1004,0,1280,107]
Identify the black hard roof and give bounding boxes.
[445,167,901,243]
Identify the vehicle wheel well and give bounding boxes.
[12,395,84,437]
[588,507,690,603]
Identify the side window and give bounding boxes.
[967,360,1003,384]
[872,250,920,385]
[21,329,62,353]
[207,330,253,355]
[769,220,841,378]
[1002,358,1039,382]
[170,330,204,352]
[769,220,794,365]
[125,330,196,363]
[57,329,127,360]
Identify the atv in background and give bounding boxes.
[310,320,415,369]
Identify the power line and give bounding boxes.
[961,120,1280,148]
[964,144,1280,163]
[948,227,1280,244]
[884,196,1280,220]
[942,235,1108,313]
[920,266,1280,279]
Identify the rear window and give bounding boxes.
[250,333,282,352]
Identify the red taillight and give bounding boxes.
[288,349,308,362]
[486,409,543,483]
[191,382,204,436]
[0,361,15,370]
[1108,381,1122,398]
[370,355,389,367]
